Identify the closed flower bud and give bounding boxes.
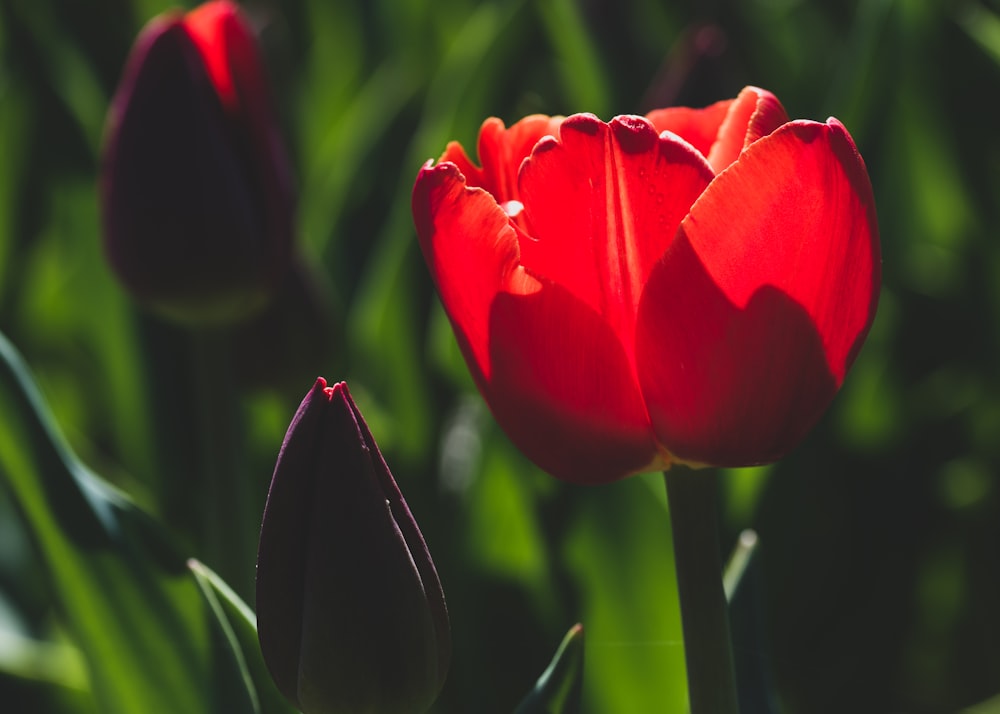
[256,378,451,714]
[100,0,295,324]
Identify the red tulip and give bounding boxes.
[412,87,880,484]
[101,0,295,324]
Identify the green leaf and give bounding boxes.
[513,624,585,714]
[0,330,258,714]
[188,559,299,714]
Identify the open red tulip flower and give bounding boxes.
[412,87,880,484]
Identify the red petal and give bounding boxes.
[413,149,661,484]
[184,1,246,113]
[646,98,732,159]
[517,114,714,364]
[184,1,276,140]
[635,118,879,466]
[439,115,563,202]
[439,140,485,191]
[413,162,521,390]
[476,115,563,201]
[705,86,789,173]
[485,283,660,483]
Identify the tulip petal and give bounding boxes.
[438,140,484,189]
[184,0,295,270]
[413,161,659,482]
[705,86,789,173]
[645,87,788,173]
[256,378,327,707]
[438,115,563,208]
[297,384,445,713]
[184,1,245,113]
[343,386,451,683]
[636,118,879,466]
[413,161,529,388]
[646,98,732,160]
[517,114,714,355]
[486,283,661,483]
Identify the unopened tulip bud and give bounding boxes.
[256,379,450,714]
[100,0,295,324]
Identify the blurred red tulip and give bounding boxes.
[100,0,295,324]
[257,379,450,714]
[413,87,880,484]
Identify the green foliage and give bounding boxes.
[0,333,282,713]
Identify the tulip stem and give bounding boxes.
[190,327,255,598]
[664,468,739,714]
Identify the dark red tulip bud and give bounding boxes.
[256,379,451,714]
[100,0,295,324]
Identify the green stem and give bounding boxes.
[189,327,255,599]
[136,315,255,597]
[664,468,739,714]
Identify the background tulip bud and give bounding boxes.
[100,0,295,325]
[256,378,451,714]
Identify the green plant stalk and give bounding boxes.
[134,314,255,598]
[190,327,256,599]
[664,468,739,714]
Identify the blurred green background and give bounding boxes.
[1,0,1000,712]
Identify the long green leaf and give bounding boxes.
[0,330,256,714]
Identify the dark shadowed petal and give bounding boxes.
[256,378,328,708]
[183,0,296,291]
[635,240,841,466]
[296,384,447,713]
[485,282,661,483]
[343,386,451,684]
[635,118,879,466]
